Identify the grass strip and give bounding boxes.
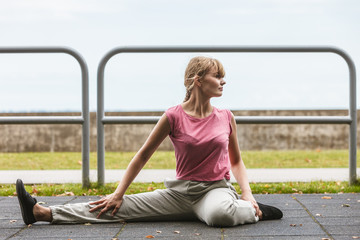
[1,181,359,197]
[0,150,358,170]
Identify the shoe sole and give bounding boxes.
[16,179,32,225]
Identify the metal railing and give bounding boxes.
[0,47,90,188]
[97,46,357,185]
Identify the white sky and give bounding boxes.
[0,0,359,112]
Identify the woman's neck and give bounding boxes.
[181,95,213,119]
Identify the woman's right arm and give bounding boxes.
[89,113,171,218]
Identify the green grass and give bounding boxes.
[0,152,175,170]
[241,150,353,168]
[0,150,358,170]
[1,181,359,197]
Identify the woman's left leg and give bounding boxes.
[193,184,259,227]
[17,178,195,225]
[49,187,195,224]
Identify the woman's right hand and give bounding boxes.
[89,193,123,218]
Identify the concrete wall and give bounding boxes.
[0,110,356,152]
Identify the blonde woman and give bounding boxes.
[17,56,282,227]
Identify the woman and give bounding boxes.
[17,56,282,227]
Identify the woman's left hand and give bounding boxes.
[241,191,261,217]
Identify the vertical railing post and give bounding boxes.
[79,54,90,188]
[97,54,110,186]
[347,53,357,185]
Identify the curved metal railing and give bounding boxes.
[0,47,90,188]
[97,46,357,185]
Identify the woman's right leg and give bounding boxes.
[33,204,52,222]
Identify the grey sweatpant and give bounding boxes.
[50,179,259,227]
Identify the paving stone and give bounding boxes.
[331,234,360,240]
[0,211,22,220]
[315,217,360,226]
[12,224,123,239]
[0,219,25,229]
[303,202,360,220]
[294,193,359,203]
[280,209,310,218]
[253,194,293,201]
[11,238,113,240]
[223,235,329,240]
[0,228,22,240]
[322,225,360,238]
[223,217,325,237]
[255,195,302,211]
[118,221,220,239]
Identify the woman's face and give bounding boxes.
[200,67,226,98]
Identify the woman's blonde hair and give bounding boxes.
[183,56,225,102]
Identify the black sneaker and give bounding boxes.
[16,179,37,225]
[258,202,283,220]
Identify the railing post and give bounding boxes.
[97,56,107,186]
[79,52,90,189]
[346,51,357,185]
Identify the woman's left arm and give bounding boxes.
[228,113,260,217]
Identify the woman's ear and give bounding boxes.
[194,76,202,87]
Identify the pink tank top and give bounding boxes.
[165,105,233,181]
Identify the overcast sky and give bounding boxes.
[0,0,359,112]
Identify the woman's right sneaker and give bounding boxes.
[257,202,283,220]
[16,179,37,225]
